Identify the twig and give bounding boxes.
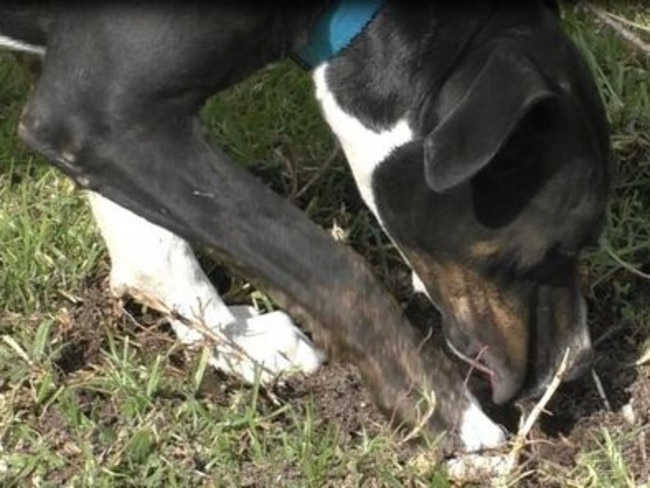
[601,239,650,281]
[446,340,493,377]
[399,389,437,445]
[294,144,341,198]
[584,3,650,59]
[1,335,33,366]
[415,326,434,356]
[510,349,571,458]
[171,309,280,382]
[602,10,650,35]
[125,294,282,389]
[462,345,490,386]
[119,306,175,343]
[57,288,84,305]
[590,368,611,411]
[389,329,436,434]
[636,343,650,366]
[640,431,647,472]
[593,322,626,347]
[445,350,571,483]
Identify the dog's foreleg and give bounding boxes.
[17,5,503,451]
[87,191,324,382]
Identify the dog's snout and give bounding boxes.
[564,295,594,382]
[522,286,593,399]
[442,279,595,405]
[522,344,593,400]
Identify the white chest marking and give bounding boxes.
[0,35,45,56]
[313,64,413,217]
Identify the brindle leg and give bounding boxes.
[18,4,504,451]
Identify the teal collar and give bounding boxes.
[293,0,386,70]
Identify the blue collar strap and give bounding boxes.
[293,0,386,70]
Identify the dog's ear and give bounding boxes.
[424,52,556,192]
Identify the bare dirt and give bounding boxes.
[46,269,650,486]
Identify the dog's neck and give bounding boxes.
[292,0,385,69]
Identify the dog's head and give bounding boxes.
[326,2,610,404]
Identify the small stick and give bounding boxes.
[510,349,571,457]
[601,240,650,281]
[294,144,342,198]
[1,335,33,366]
[57,288,84,305]
[127,294,283,387]
[391,328,437,439]
[640,431,647,473]
[636,343,650,366]
[446,340,493,377]
[593,322,626,347]
[447,351,571,483]
[584,3,650,59]
[444,349,571,483]
[602,11,650,35]
[399,389,438,445]
[590,368,612,411]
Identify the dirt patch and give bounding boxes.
[232,283,650,485]
[286,364,383,433]
[40,271,650,485]
[516,290,650,486]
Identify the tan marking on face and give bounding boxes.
[408,254,529,371]
[453,295,473,323]
[468,240,502,258]
[508,222,551,268]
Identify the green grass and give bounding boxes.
[1,4,649,486]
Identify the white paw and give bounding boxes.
[87,193,324,385]
[178,306,324,384]
[107,266,134,300]
[459,402,507,452]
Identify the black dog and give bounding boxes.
[0,1,609,451]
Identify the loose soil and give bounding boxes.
[41,269,650,486]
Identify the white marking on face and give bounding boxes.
[313,64,414,217]
[0,35,45,56]
[411,271,426,294]
[411,271,431,297]
[459,400,506,452]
